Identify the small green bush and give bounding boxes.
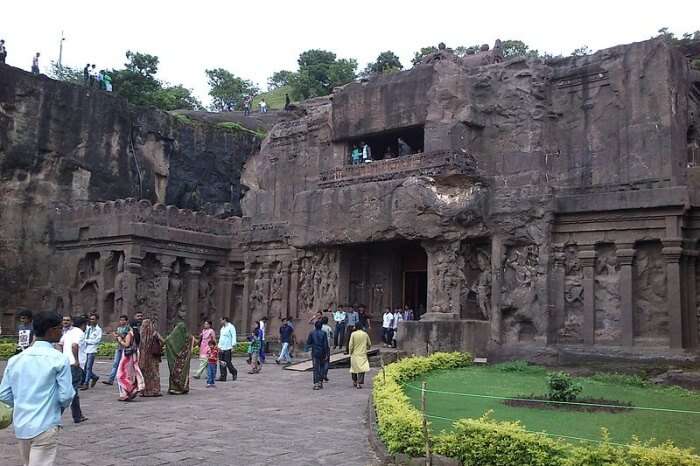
[96,342,118,358]
[0,342,16,360]
[547,371,582,402]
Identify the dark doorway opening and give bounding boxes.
[403,271,427,319]
[346,125,425,164]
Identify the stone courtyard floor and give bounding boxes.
[0,357,377,466]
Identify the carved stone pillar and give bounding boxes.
[547,244,566,345]
[280,261,291,320]
[156,255,177,332]
[578,245,596,346]
[662,239,684,349]
[124,250,144,320]
[96,253,109,319]
[422,240,463,321]
[684,249,699,348]
[241,267,255,334]
[184,259,205,333]
[490,236,505,344]
[216,267,235,324]
[616,242,636,347]
[289,262,300,319]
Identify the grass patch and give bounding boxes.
[216,121,266,139]
[252,85,294,110]
[405,365,700,450]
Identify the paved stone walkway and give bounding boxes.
[0,357,377,466]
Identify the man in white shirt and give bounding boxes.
[218,317,238,381]
[382,308,394,347]
[58,316,87,424]
[391,307,403,348]
[332,305,347,349]
[80,313,102,389]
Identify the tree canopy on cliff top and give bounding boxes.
[286,49,357,100]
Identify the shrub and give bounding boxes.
[96,342,118,358]
[547,371,582,402]
[0,342,16,360]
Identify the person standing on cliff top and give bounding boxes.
[0,40,7,64]
[31,52,40,74]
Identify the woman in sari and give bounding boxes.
[165,322,195,395]
[193,320,216,380]
[115,325,145,401]
[138,319,163,397]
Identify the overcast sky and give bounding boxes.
[3,1,699,107]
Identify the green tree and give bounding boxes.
[205,68,258,111]
[268,70,294,89]
[48,61,83,84]
[411,46,438,66]
[288,49,357,100]
[571,45,592,57]
[362,51,403,77]
[501,40,540,59]
[110,51,201,111]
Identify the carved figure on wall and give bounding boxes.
[249,268,266,320]
[426,241,464,315]
[167,261,183,327]
[134,255,162,325]
[634,244,668,339]
[113,254,126,316]
[501,244,544,343]
[298,257,315,311]
[198,264,217,321]
[474,249,492,319]
[270,262,284,300]
[594,244,621,342]
[76,253,100,315]
[559,245,584,342]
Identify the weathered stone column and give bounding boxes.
[684,248,699,348]
[662,239,684,349]
[490,236,505,344]
[184,259,205,333]
[124,249,144,320]
[240,266,255,334]
[216,267,235,323]
[96,253,108,318]
[288,262,300,319]
[280,261,291,319]
[578,245,596,346]
[546,244,566,345]
[615,242,636,347]
[157,255,178,332]
[422,240,462,321]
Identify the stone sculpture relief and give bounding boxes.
[135,255,162,326]
[559,245,584,342]
[501,244,544,343]
[426,241,464,315]
[249,267,267,323]
[76,253,100,316]
[594,244,621,343]
[198,263,217,322]
[167,261,184,328]
[464,244,491,320]
[298,257,315,311]
[269,262,286,319]
[634,242,668,340]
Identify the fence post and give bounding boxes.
[421,381,432,466]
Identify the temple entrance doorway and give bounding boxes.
[341,240,427,322]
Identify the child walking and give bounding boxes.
[247,323,262,374]
[206,339,219,387]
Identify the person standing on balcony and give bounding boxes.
[398,137,412,156]
[362,142,372,163]
[351,145,362,165]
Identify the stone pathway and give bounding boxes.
[0,357,377,466]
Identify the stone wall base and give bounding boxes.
[397,320,490,357]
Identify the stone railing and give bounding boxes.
[53,198,238,236]
[239,219,289,244]
[318,150,478,188]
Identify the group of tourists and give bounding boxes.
[382,305,414,347]
[350,137,415,165]
[83,64,112,91]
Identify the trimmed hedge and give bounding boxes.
[372,353,700,466]
[0,342,16,360]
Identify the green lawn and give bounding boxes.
[404,364,700,449]
[253,85,293,110]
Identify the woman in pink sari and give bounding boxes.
[193,320,216,380]
[116,325,145,401]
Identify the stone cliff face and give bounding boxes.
[0,64,261,316]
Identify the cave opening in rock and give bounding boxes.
[341,240,427,320]
[346,125,425,163]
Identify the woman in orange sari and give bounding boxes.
[138,319,163,397]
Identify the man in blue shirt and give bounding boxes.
[276,317,295,365]
[217,317,238,381]
[0,311,74,466]
[306,321,330,390]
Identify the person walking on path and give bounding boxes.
[391,307,403,348]
[306,320,329,390]
[205,339,219,387]
[79,313,102,389]
[276,317,294,365]
[333,305,346,350]
[320,317,333,382]
[259,98,268,113]
[15,309,33,354]
[349,322,371,389]
[115,322,144,401]
[58,316,87,423]
[0,311,75,466]
[31,53,40,74]
[194,320,216,380]
[102,315,130,386]
[164,322,194,395]
[344,305,359,353]
[258,316,268,364]
[247,323,263,374]
[217,317,238,381]
[138,318,163,397]
[0,40,7,64]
